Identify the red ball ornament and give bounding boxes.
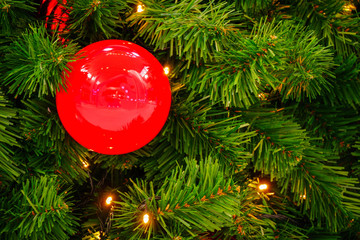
[41,0,68,35]
[56,40,171,155]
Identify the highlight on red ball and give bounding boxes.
[56,40,172,155]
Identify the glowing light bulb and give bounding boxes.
[106,196,113,205]
[82,161,89,168]
[164,66,170,75]
[301,194,306,199]
[343,3,356,12]
[137,4,144,13]
[94,231,101,239]
[259,184,268,191]
[143,213,150,224]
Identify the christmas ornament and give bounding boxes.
[56,40,171,154]
[40,0,68,34]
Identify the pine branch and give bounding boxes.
[0,25,79,98]
[278,146,360,232]
[17,98,88,183]
[339,218,360,239]
[209,180,280,239]
[93,146,150,170]
[0,90,22,183]
[270,219,308,239]
[181,18,285,109]
[241,105,309,181]
[112,158,271,239]
[11,139,89,184]
[233,0,273,17]
[323,54,360,108]
[20,98,65,152]
[128,0,241,66]
[293,0,345,22]
[202,33,280,108]
[0,176,79,239]
[0,0,38,35]
[307,232,341,240]
[156,159,238,234]
[351,141,360,177]
[274,24,335,102]
[141,138,187,183]
[163,90,255,172]
[295,103,360,153]
[52,137,90,184]
[289,0,360,56]
[329,14,360,56]
[65,0,133,41]
[194,19,335,107]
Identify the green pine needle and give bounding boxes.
[128,0,241,66]
[324,54,360,108]
[242,105,309,181]
[0,0,38,34]
[234,0,273,16]
[352,141,360,177]
[20,99,65,152]
[112,158,273,239]
[0,90,22,182]
[295,103,360,153]
[279,146,360,232]
[66,0,133,41]
[1,25,79,98]
[162,91,255,172]
[0,176,79,239]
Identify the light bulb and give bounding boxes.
[137,4,144,13]
[164,66,170,75]
[106,196,113,205]
[343,3,356,12]
[143,213,149,224]
[94,231,101,239]
[82,161,89,168]
[258,184,268,191]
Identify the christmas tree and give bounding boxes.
[1,0,360,239]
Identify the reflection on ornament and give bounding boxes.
[56,40,171,155]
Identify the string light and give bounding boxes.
[164,66,170,75]
[257,93,266,100]
[343,3,356,12]
[143,213,150,224]
[94,231,101,240]
[300,194,306,200]
[137,4,144,13]
[82,161,89,168]
[106,196,113,205]
[258,184,268,191]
